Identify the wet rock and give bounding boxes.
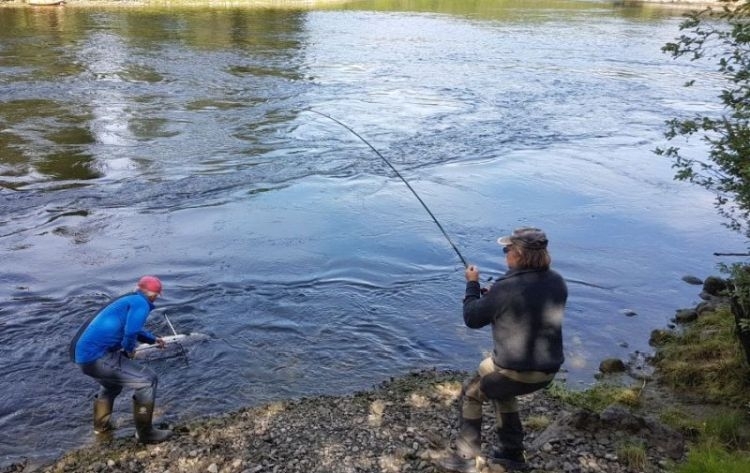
[599,358,626,374]
[682,275,703,285]
[627,351,654,381]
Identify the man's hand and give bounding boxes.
[155,337,166,349]
[465,265,480,282]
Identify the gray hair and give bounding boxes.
[510,245,551,270]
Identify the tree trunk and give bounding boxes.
[730,296,750,367]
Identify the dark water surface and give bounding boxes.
[0,0,745,467]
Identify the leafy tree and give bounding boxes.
[657,0,750,366]
[656,0,750,238]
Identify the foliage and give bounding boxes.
[722,262,750,364]
[545,381,641,412]
[727,263,750,330]
[655,0,750,238]
[651,306,750,404]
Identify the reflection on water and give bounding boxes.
[0,1,744,468]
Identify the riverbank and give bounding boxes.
[11,367,692,473]
[1,0,350,7]
[0,0,726,8]
[15,276,747,473]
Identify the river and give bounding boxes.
[0,0,744,468]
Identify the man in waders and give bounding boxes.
[442,227,566,472]
[70,275,173,444]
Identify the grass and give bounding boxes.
[645,304,750,472]
[659,407,702,438]
[674,444,750,473]
[549,301,750,472]
[546,380,643,412]
[524,414,551,431]
[702,412,750,450]
[617,440,648,470]
[651,307,750,405]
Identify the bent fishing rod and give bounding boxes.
[306,109,468,268]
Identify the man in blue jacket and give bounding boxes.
[442,227,567,472]
[70,275,172,444]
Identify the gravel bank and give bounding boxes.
[24,369,685,473]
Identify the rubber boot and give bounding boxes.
[93,395,114,434]
[456,417,482,458]
[490,412,528,471]
[439,452,478,473]
[132,398,173,444]
[439,417,482,473]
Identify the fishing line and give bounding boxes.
[163,311,189,366]
[306,109,468,267]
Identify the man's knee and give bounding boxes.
[462,374,483,401]
[99,385,123,399]
[133,373,158,405]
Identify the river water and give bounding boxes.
[0,0,745,467]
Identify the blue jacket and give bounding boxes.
[73,291,157,364]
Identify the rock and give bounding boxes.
[34,369,691,473]
[695,300,719,316]
[599,358,626,374]
[682,275,703,285]
[674,308,698,323]
[648,329,674,347]
[703,276,728,296]
[627,351,654,380]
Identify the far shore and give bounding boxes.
[0,0,727,9]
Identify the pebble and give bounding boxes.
[36,370,680,473]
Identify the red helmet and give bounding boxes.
[138,275,163,295]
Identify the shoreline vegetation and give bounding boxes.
[0,0,727,9]
[7,275,749,473]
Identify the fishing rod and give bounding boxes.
[306,109,468,268]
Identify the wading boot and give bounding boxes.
[490,412,528,471]
[438,417,482,473]
[93,395,114,434]
[132,398,173,444]
[490,448,528,471]
[439,452,479,473]
[455,417,482,458]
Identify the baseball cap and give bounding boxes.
[497,227,548,249]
